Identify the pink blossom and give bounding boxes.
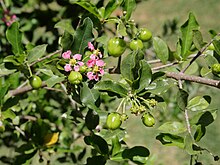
[64,64,72,72]
[77,61,84,66]
[73,54,82,60]
[90,54,97,60]
[94,74,99,81]
[99,68,105,75]
[88,42,95,51]
[96,60,105,67]
[62,50,71,59]
[98,52,103,58]
[74,65,80,72]
[87,72,94,80]
[87,59,96,68]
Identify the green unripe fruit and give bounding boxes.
[138,28,152,41]
[29,75,42,89]
[68,71,83,85]
[106,112,122,130]
[79,65,87,73]
[142,112,155,127]
[130,39,144,50]
[211,63,220,75]
[107,37,126,57]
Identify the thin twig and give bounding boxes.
[29,49,62,66]
[152,61,179,71]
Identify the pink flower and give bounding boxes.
[73,54,82,60]
[99,68,104,75]
[98,52,103,58]
[64,64,72,72]
[88,42,95,51]
[90,54,97,60]
[62,50,71,59]
[87,72,94,80]
[77,61,84,66]
[74,65,80,72]
[94,74,99,81]
[96,60,105,67]
[87,59,96,68]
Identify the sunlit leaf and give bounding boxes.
[27,44,48,64]
[123,0,136,20]
[158,121,187,135]
[153,37,169,64]
[104,0,123,19]
[43,132,59,146]
[187,95,211,111]
[177,89,188,110]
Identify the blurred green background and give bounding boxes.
[123,0,220,164]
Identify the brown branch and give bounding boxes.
[166,72,220,89]
[29,49,62,66]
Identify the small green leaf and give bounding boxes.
[94,80,128,98]
[104,0,123,19]
[117,22,127,36]
[184,134,201,155]
[39,69,54,76]
[111,136,121,156]
[204,54,218,67]
[45,75,65,88]
[213,38,220,55]
[194,125,206,142]
[86,155,107,165]
[153,37,169,64]
[27,44,47,64]
[187,95,211,111]
[192,30,205,50]
[158,121,187,135]
[6,22,24,56]
[156,133,184,149]
[61,31,74,51]
[123,0,136,21]
[180,12,199,59]
[177,89,188,110]
[0,84,10,105]
[2,109,16,120]
[73,1,102,19]
[72,17,93,55]
[80,82,100,111]
[0,63,16,77]
[54,19,75,35]
[85,109,99,130]
[84,134,109,155]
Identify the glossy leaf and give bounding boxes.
[111,135,121,156]
[158,121,187,135]
[187,95,211,111]
[84,134,109,155]
[85,109,99,130]
[123,0,136,20]
[54,19,75,35]
[177,89,188,110]
[6,22,24,56]
[80,82,100,111]
[153,37,169,64]
[73,1,102,19]
[46,75,65,88]
[27,44,48,64]
[72,17,93,54]
[94,80,128,97]
[156,133,184,149]
[180,12,199,59]
[136,60,152,93]
[104,0,123,19]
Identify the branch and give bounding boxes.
[29,49,62,66]
[166,72,220,89]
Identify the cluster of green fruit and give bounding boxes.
[107,28,152,57]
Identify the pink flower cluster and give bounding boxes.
[62,42,105,81]
[2,11,17,27]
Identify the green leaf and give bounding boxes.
[187,95,211,111]
[204,54,218,67]
[117,22,127,36]
[180,12,199,59]
[158,121,187,135]
[122,146,150,164]
[0,84,10,106]
[192,30,205,50]
[156,133,184,149]
[72,17,93,54]
[54,19,75,35]
[73,1,102,19]
[61,31,74,51]
[86,156,107,165]
[153,37,169,64]
[84,134,109,155]
[111,136,121,156]
[2,109,16,120]
[177,89,188,110]
[184,134,201,155]
[213,38,220,55]
[6,22,24,56]
[2,96,20,111]
[45,75,65,88]
[85,109,99,130]
[121,51,137,84]
[80,82,100,111]
[94,80,128,98]
[27,44,47,64]
[39,69,54,76]
[123,0,136,21]
[136,60,152,93]
[104,0,123,19]
[194,125,206,142]
[0,63,16,77]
